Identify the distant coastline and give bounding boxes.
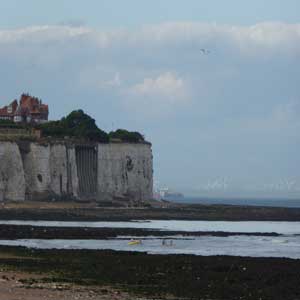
[168,196,300,208]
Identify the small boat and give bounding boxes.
[128,240,141,246]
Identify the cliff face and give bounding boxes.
[0,141,153,202]
[98,144,153,201]
[0,142,25,201]
[21,143,79,200]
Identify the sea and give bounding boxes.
[1,220,300,259]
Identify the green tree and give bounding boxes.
[39,110,109,143]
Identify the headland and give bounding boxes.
[0,94,153,204]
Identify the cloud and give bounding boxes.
[124,72,191,117]
[0,25,92,43]
[129,72,188,101]
[1,21,300,53]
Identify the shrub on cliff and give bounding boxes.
[61,110,109,142]
[39,110,109,143]
[39,120,65,137]
[39,110,145,143]
[109,129,145,143]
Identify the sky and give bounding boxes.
[0,0,300,198]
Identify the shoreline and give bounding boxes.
[1,201,300,221]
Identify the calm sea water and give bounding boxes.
[1,220,300,258]
[170,197,300,208]
[1,220,300,234]
[1,235,300,259]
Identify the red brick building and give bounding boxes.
[0,94,49,124]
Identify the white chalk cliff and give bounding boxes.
[0,141,153,202]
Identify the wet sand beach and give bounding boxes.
[0,246,299,300]
[0,270,136,300]
[1,201,300,221]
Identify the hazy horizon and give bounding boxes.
[0,1,299,198]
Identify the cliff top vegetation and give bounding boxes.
[0,119,24,129]
[0,110,146,143]
[37,110,146,143]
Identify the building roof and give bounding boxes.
[0,94,49,122]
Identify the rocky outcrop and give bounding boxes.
[0,141,153,202]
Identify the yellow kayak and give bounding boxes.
[128,240,141,246]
